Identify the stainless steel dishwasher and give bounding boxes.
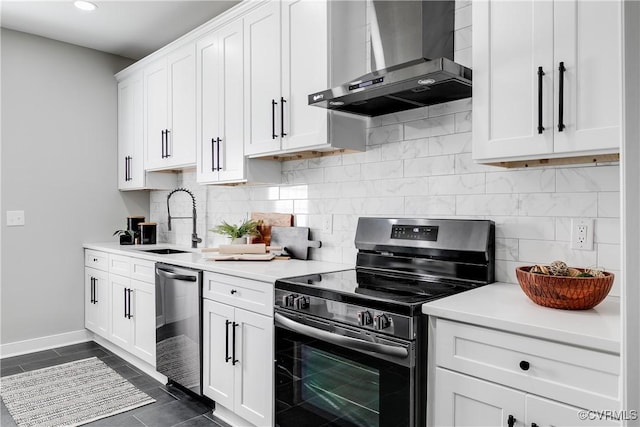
[155,263,203,396]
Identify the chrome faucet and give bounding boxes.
[167,188,202,248]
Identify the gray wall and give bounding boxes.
[1,29,149,345]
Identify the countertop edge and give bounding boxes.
[422,282,621,354]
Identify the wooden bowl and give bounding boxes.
[515,266,614,310]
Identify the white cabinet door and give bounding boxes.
[144,58,168,170]
[167,44,197,168]
[281,0,328,151]
[203,299,235,408]
[472,0,554,160]
[118,74,144,189]
[244,1,282,156]
[552,0,621,154]
[217,20,246,182]
[197,20,246,184]
[434,368,525,427]
[130,279,156,366]
[109,274,132,348]
[234,308,273,427]
[526,395,619,427]
[85,267,109,338]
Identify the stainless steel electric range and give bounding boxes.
[274,217,495,427]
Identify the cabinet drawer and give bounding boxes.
[131,258,156,283]
[434,318,620,411]
[202,272,273,316]
[109,254,131,276]
[85,250,109,271]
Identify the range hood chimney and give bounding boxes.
[309,1,471,117]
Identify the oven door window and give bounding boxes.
[276,325,411,427]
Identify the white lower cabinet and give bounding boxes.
[84,250,156,367]
[84,267,109,337]
[431,318,621,426]
[202,272,273,427]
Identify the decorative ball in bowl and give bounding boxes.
[515,263,614,310]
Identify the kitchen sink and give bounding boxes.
[139,248,190,255]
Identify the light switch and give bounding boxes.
[7,210,25,226]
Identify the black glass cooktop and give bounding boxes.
[276,268,478,316]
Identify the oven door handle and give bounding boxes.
[275,313,408,359]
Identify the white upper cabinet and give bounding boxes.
[144,44,197,170]
[197,18,280,185]
[244,0,367,158]
[117,73,176,191]
[473,0,621,165]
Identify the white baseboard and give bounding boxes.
[0,329,91,359]
[92,334,167,384]
[213,404,256,427]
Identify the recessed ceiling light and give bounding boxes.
[74,1,97,11]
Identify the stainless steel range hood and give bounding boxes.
[308,1,471,117]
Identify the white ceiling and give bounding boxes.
[0,0,241,60]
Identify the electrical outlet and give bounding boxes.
[321,215,333,233]
[570,218,594,250]
[6,210,25,227]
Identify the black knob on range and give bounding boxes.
[357,310,373,326]
[293,296,310,310]
[373,314,390,330]
[282,294,296,308]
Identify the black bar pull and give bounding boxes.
[165,130,171,157]
[225,320,232,362]
[124,288,128,318]
[508,415,516,427]
[280,97,287,137]
[216,137,221,171]
[124,157,128,181]
[161,130,165,158]
[127,289,133,319]
[531,423,539,427]
[558,61,566,132]
[519,360,530,371]
[90,277,94,303]
[271,99,277,140]
[537,66,545,134]
[211,138,216,172]
[232,322,239,365]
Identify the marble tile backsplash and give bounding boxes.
[149,2,621,295]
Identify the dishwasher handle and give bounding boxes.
[156,268,198,282]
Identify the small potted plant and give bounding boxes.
[210,219,260,244]
[113,229,136,245]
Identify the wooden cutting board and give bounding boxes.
[250,212,294,246]
[270,226,321,260]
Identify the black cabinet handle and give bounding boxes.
[123,288,128,318]
[216,137,221,171]
[280,97,287,137]
[93,278,98,303]
[519,360,530,371]
[232,322,239,365]
[537,66,545,134]
[230,289,237,295]
[124,157,128,181]
[165,130,171,157]
[558,61,566,132]
[508,415,516,427]
[531,423,539,427]
[127,289,133,319]
[225,320,232,363]
[271,99,277,140]
[211,138,216,172]
[90,277,95,304]
[161,130,166,158]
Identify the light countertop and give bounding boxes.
[84,242,352,283]
[422,282,620,354]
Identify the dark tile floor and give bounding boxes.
[0,341,229,427]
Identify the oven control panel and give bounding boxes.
[275,290,414,339]
[391,225,439,241]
